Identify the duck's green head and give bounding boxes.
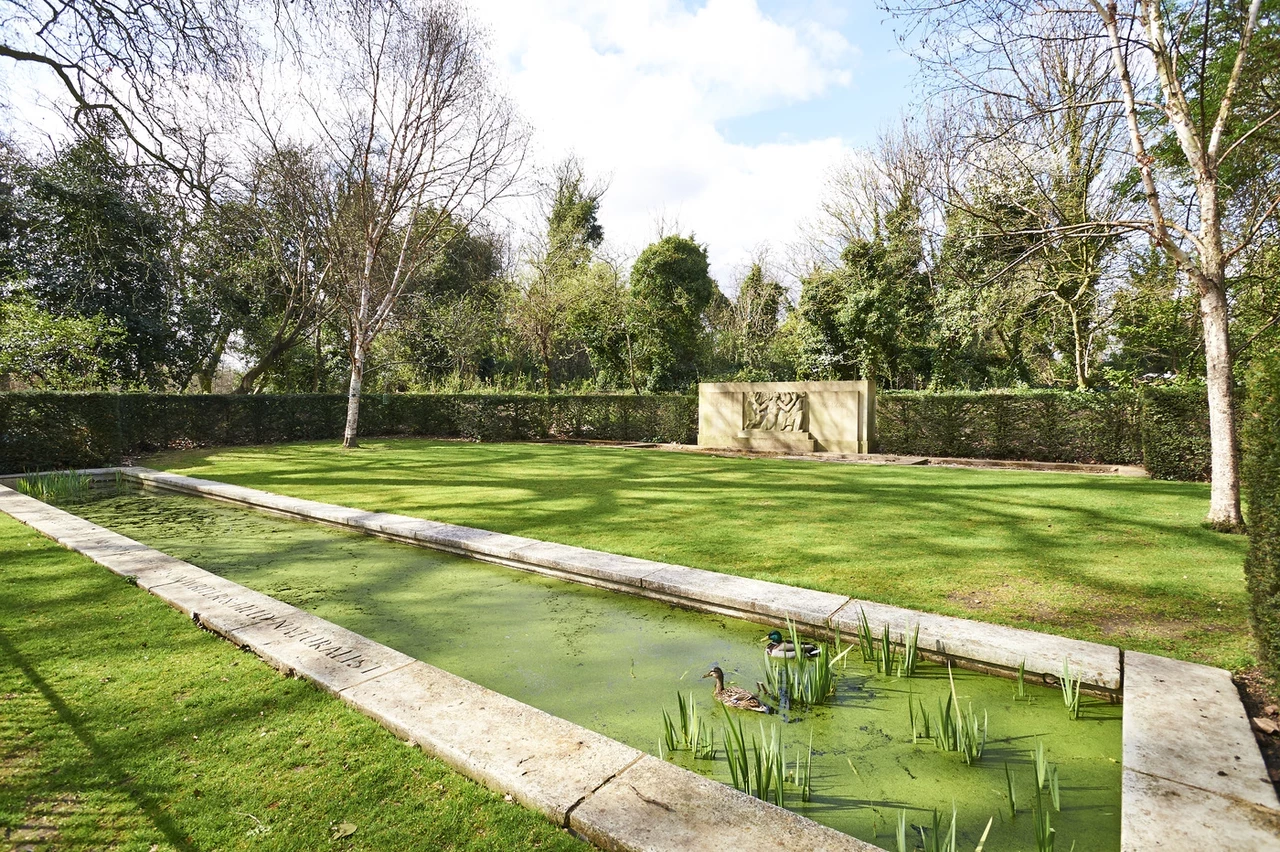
[766,630,784,643]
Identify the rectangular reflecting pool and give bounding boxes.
[57,487,1122,850]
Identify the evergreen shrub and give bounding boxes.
[1138,386,1212,481]
[1244,352,1280,675]
[0,392,698,473]
[877,390,1145,466]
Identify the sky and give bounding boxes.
[474,0,920,290]
[2,0,921,293]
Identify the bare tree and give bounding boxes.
[232,145,336,393]
[304,0,527,446]
[0,0,273,189]
[889,0,1276,528]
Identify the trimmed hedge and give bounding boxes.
[876,387,1211,480]
[0,393,699,473]
[877,390,1145,466]
[1138,386,1213,482]
[1244,352,1280,676]
[1,387,1213,480]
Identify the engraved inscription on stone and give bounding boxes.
[744,391,807,432]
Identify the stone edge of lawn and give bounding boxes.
[0,482,879,852]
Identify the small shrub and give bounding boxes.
[1244,352,1280,676]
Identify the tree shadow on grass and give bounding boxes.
[0,627,199,852]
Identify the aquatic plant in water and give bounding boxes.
[16,471,94,503]
[909,666,987,765]
[1060,660,1082,720]
[856,608,919,677]
[721,711,786,806]
[1032,741,1062,812]
[761,621,853,709]
[659,692,715,759]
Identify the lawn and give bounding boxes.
[149,438,1253,671]
[0,512,587,852]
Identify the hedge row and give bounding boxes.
[0,393,699,472]
[876,386,1210,480]
[1244,352,1280,676]
[0,387,1212,480]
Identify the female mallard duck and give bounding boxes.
[703,666,772,713]
[764,630,820,659]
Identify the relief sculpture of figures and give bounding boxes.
[745,391,806,431]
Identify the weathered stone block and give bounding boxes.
[830,599,1121,690]
[569,756,881,851]
[339,661,643,824]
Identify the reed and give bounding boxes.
[855,609,920,677]
[659,692,715,759]
[917,805,959,852]
[857,608,877,664]
[1004,763,1018,818]
[761,622,853,708]
[721,711,784,806]
[896,623,920,677]
[975,817,993,852]
[896,810,908,852]
[1060,660,1082,719]
[789,732,814,802]
[1015,659,1028,701]
[908,666,986,764]
[878,622,898,675]
[1034,803,1055,851]
[15,471,94,503]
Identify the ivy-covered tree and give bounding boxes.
[630,235,716,391]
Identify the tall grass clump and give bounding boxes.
[15,470,94,503]
[762,621,853,708]
[659,692,715,759]
[1060,661,1082,720]
[721,712,785,806]
[908,666,986,765]
[856,609,919,676]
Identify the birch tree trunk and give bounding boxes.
[343,337,365,449]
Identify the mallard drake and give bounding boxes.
[764,630,820,659]
[703,666,772,713]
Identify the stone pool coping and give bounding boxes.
[3,468,1279,848]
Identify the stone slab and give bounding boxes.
[569,755,881,851]
[1123,651,1277,808]
[228,606,415,694]
[1121,769,1280,850]
[339,661,644,824]
[509,541,666,587]
[830,599,1122,690]
[641,565,851,627]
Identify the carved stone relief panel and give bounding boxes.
[744,391,807,432]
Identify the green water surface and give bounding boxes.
[63,489,1121,850]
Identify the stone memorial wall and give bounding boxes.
[696,380,876,454]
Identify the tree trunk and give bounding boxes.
[343,340,364,449]
[1199,281,1243,529]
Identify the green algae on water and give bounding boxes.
[61,489,1123,851]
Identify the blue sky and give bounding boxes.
[719,2,919,148]
[477,0,922,287]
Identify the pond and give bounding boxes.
[60,487,1122,850]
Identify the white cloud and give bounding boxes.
[477,0,857,290]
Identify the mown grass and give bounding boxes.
[148,438,1253,670]
[0,513,587,852]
